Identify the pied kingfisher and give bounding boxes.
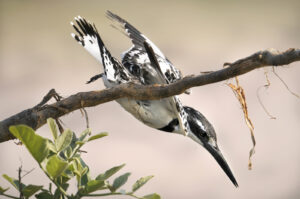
[70,11,238,187]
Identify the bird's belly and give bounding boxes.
[116,98,176,129]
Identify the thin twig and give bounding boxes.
[0,193,19,199]
[18,166,24,199]
[81,192,142,199]
[55,119,64,134]
[79,107,90,129]
[34,89,62,108]
[21,168,35,178]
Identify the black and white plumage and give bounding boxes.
[70,12,238,187]
[106,11,192,137]
[107,11,185,86]
[71,15,190,137]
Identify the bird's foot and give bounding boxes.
[86,73,104,84]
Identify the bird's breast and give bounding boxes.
[116,98,177,129]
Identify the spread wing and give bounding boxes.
[106,11,183,85]
[70,16,131,85]
[107,11,164,57]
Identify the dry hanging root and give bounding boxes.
[227,77,256,170]
[257,67,300,120]
[272,67,300,99]
[256,68,276,119]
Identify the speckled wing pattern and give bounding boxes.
[71,16,131,85]
[106,11,190,136]
[106,11,182,85]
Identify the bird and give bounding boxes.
[70,11,238,187]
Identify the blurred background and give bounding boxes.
[1,0,300,198]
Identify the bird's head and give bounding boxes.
[184,106,238,187]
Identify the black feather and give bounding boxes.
[106,10,146,49]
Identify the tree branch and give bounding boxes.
[1,48,299,143]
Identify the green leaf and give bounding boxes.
[47,118,58,140]
[54,186,64,199]
[35,191,53,199]
[88,132,108,142]
[96,164,125,181]
[68,160,80,176]
[64,146,73,159]
[84,180,105,194]
[111,172,131,192]
[81,167,88,176]
[132,175,154,193]
[22,184,43,198]
[78,158,91,186]
[47,141,57,153]
[72,158,82,177]
[2,174,25,191]
[60,182,69,191]
[75,141,86,147]
[68,131,78,150]
[143,193,161,199]
[9,125,49,163]
[72,157,91,186]
[78,129,91,141]
[61,168,74,180]
[55,129,73,152]
[46,155,68,179]
[0,186,9,193]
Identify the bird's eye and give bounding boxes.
[200,132,209,140]
[131,65,140,75]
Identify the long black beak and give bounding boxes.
[204,143,239,187]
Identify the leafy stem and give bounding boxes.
[0,193,19,199]
[3,121,160,199]
[80,192,142,199]
[39,164,71,198]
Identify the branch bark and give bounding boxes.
[1,48,299,143]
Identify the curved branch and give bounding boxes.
[1,48,299,143]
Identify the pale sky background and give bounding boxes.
[1,0,300,198]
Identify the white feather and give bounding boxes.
[82,34,102,64]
